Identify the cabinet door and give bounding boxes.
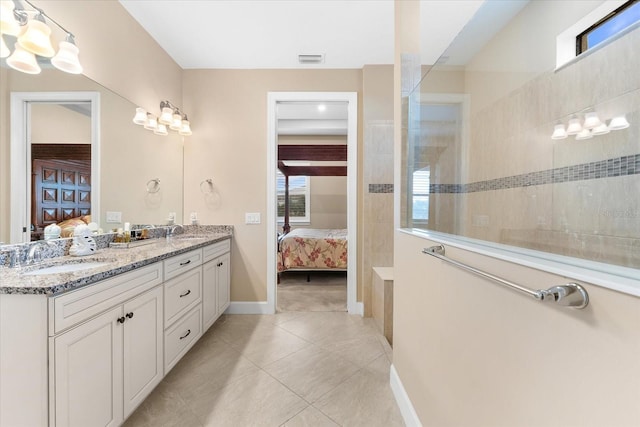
[123,286,164,418]
[217,252,231,314]
[202,259,219,331]
[53,306,123,427]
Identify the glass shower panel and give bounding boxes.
[403,1,640,271]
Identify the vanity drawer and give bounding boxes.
[164,249,202,281]
[49,263,162,335]
[164,268,201,326]
[164,306,202,372]
[203,239,231,263]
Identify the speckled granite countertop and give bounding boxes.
[0,230,232,296]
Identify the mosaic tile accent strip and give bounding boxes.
[369,184,394,193]
[429,154,640,194]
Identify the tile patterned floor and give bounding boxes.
[124,312,403,427]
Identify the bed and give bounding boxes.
[278,228,348,273]
[277,144,348,279]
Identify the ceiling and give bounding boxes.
[118,0,526,69]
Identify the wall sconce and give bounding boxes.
[551,112,630,141]
[0,0,82,74]
[133,100,192,136]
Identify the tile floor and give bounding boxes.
[277,271,348,312]
[124,312,404,427]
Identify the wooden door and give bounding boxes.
[31,158,91,229]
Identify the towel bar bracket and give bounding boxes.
[422,245,589,309]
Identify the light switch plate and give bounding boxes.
[245,212,261,224]
[106,211,122,223]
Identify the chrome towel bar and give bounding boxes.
[422,245,589,309]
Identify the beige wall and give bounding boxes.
[31,104,91,144]
[393,231,640,426]
[182,69,362,302]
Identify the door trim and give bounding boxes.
[266,92,359,315]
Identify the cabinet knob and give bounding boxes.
[179,289,191,298]
[179,329,191,340]
[126,312,134,319]
[117,316,126,324]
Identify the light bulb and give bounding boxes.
[51,37,83,74]
[159,106,173,125]
[170,113,182,130]
[551,124,567,140]
[566,118,582,135]
[132,107,147,125]
[144,114,158,130]
[6,42,40,74]
[591,123,610,135]
[583,112,601,129]
[608,115,630,130]
[154,123,168,136]
[0,0,21,36]
[179,117,192,136]
[575,128,592,140]
[17,16,55,57]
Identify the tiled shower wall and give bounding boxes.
[464,25,640,268]
[362,121,394,316]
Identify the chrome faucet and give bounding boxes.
[27,241,55,265]
[166,224,184,240]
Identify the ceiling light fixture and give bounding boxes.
[550,124,567,140]
[608,115,630,130]
[1,0,82,74]
[133,100,192,137]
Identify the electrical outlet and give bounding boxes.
[106,211,122,223]
[245,212,261,224]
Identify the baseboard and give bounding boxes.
[225,301,274,315]
[355,301,364,316]
[390,364,422,427]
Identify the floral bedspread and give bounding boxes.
[278,228,348,272]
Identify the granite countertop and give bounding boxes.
[0,232,232,296]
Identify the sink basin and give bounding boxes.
[23,262,109,276]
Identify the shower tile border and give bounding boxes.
[429,153,640,194]
[369,184,394,193]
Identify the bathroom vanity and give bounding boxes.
[0,229,231,427]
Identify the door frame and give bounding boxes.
[266,92,359,315]
[10,91,100,243]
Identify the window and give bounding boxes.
[277,168,310,223]
[412,168,430,223]
[576,0,640,54]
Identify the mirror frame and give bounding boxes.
[10,91,101,243]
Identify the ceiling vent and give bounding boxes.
[298,54,324,64]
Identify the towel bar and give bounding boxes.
[422,245,589,309]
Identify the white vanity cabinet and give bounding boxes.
[49,264,164,427]
[162,248,203,372]
[202,240,231,331]
[0,236,232,427]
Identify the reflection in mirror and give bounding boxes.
[30,102,93,241]
[403,1,640,271]
[0,67,185,244]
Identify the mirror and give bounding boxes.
[0,67,185,244]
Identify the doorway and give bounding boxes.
[267,92,359,315]
[10,92,100,243]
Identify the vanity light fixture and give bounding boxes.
[552,110,631,142]
[1,0,83,75]
[133,100,192,136]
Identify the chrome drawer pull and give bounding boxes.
[179,289,191,298]
[179,329,191,340]
[179,259,192,266]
